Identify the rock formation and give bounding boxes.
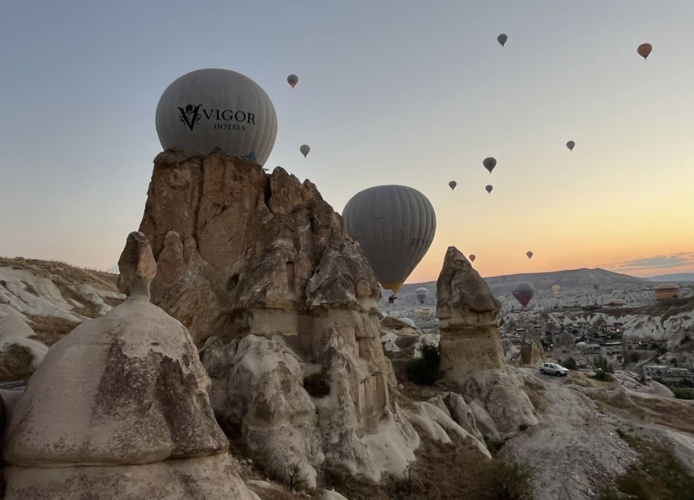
[437,247,537,437]
[519,335,544,366]
[138,150,419,486]
[3,232,256,500]
[0,306,48,381]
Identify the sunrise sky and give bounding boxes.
[0,1,692,283]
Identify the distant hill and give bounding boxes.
[645,272,694,282]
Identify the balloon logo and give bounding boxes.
[566,141,575,151]
[497,34,508,47]
[483,157,497,173]
[449,180,457,190]
[637,43,652,60]
[300,144,310,157]
[287,74,299,88]
[526,251,533,259]
[469,254,476,262]
[342,185,436,295]
[485,185,493,194]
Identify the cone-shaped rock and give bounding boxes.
[3,232,256,499]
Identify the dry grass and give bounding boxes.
[28,315,81,346]
[523,378,547,414]
[590,393,694,435]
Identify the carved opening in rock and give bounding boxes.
[303,372,330,398]
[286,262,295,290]
[227,274,240,292]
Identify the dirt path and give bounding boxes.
[503,369,639,500]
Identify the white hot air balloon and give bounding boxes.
[343,185,436,296]
[415,287,428,304]
[155,68,278,165]
[300,144,311,157]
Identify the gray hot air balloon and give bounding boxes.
[155,68,278,166]
[483,157,496,173]
[342,185,436,295]
[513,282,535,307]
[485,184,493,194]
[449,180,457,190]
[497,34,508,47]
[415,287,428,304]
[566,140,575,151]
[287,74,298,88]
[300,144,311,157]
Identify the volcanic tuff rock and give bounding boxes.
[139,150,419,486]
[437,247,537,437]
[3,232,256,500]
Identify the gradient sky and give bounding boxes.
[1,1,692,283]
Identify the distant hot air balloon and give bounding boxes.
[497,34,508,47]
[449,180,457,190]
[593,283,600,291]
[287,74,299,88]
[513,282,535,308]
[552,285,560,296]
[300,144,310,157]
[526,251,533,259]
[483,157,497,173]
[566,141,575,151]
[342,185,436,296]
[469,254,476,262]
[415,287,428,304]
[654,283,681,300]
[637,43,652,60]
[485,185,493,194]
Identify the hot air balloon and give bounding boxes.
[415,287,428,304]
[287,74,299,88]
[497,34,508,47]
[155,68,278,166]
[526,251,533,259]
[654,283,680,300]
[513,282,535,308]
[342,185,436,296]
[593,283,600,291]
[300,144,310,157]
[485,185,493,194]
[483,157,496,173]
[552,285,560,296]
[449,180,457,190]
[469,254,476,262]
[637,43,652,60]
[566,141,575,151]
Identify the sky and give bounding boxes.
[1,0,693,284]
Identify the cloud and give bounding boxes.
[608,252,694,271]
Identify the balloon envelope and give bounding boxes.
[415,287,428,304]
[497,34,508,46]
[513,282,535,307]
[485,185,493,194]
[566,141,575,151]
[300,144,310,157]
[155,68,278,166]
[342,185,436,295]
[469,254,476,262]
[654,283,681,300]
[552,285,560,296]
[287,74,298,88]
[449,180,457,190]
[526,251,533,259]
[637,43,652,60]
[483,157,497,173]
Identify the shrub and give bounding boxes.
[405,345,440,385]
[562,357,577,370]
[593,355,614,374]
[591,369,613,382]
[475,457,535,500]
[671,387,694,400]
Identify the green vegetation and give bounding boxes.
[593,355,614,374]
[562,357,577,370]
[601,433,694,500]
[591,369,613,381]
[671,387,694,400]
[475,457,535,500]
[405,345,441,385]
